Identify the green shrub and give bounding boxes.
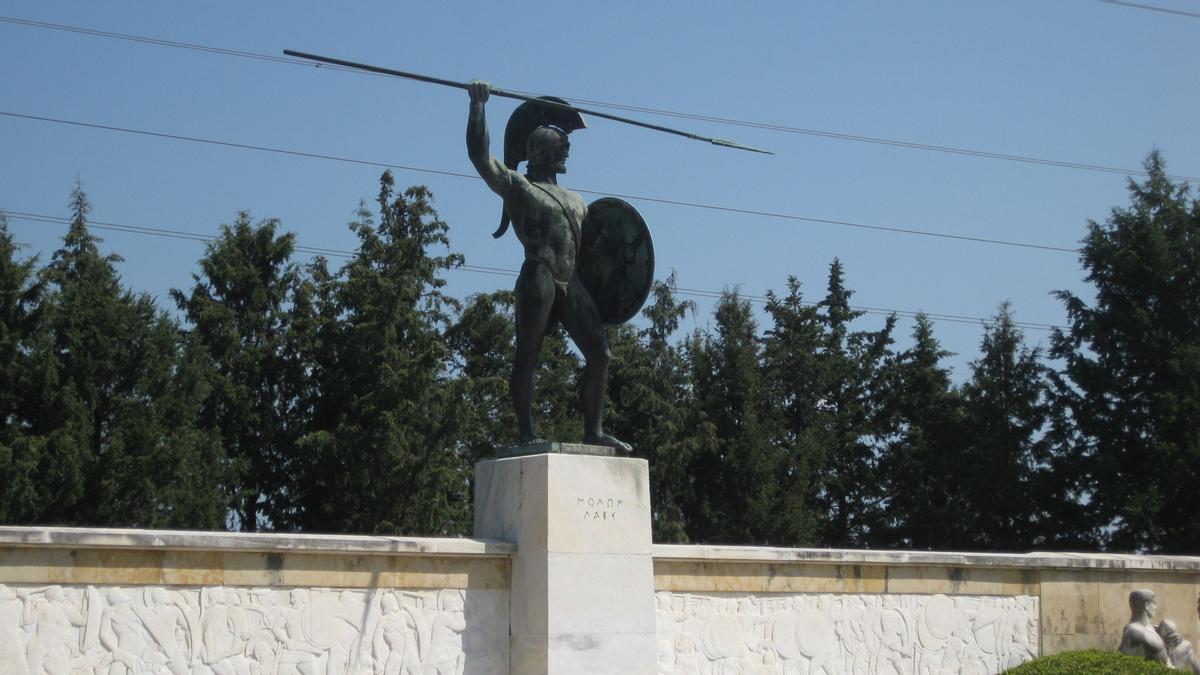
[1005,649,1173,674]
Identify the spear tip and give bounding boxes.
[711,138,774,155]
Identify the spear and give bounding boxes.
[282,49,773,155]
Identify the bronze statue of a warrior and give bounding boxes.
[276,51,765,452]
[466,81,642,453]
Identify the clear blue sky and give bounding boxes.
[2,1,1197,378]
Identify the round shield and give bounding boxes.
[578,197,654,325]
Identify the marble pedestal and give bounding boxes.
[474,452,656,674]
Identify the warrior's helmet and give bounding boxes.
[492,97,586,238]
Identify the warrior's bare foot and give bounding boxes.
[516,433,546,447]
[584,432,632,454]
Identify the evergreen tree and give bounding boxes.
[876,314,967,549]
[171,212,303,531]
[270,253,337,530]
[446,289,583,452]
[294,173,470,535]
[959,304,1080,550]
[446,290,519,464]
[30,181,224,527]
[529,328,585,445]
[0,212,49,522]
[606,274,695,542]
[1051,151,1200,552]
[761,276,829,546]
[684,290,782,544]
[808,260,895,547]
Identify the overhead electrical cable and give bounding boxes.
[672,285,1059,330]
[537,97,1200,183]
[2,14,1195,182]
[3,209,1064,332]
[0,110,1081,253]
[0,111,475,180]
[1097,0,1200,19]
[4,211,519,278]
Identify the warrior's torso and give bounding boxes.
[1122,624,1169,661]
[504,178,587,284]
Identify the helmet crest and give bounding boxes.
[492,98,586,238]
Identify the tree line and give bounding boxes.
[1,153,1197,553]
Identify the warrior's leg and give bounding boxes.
[561,277,630,453]
[512,260,557,445]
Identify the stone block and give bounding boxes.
[511,633,658,675]
[654,560,768,593]
[476,453,657,673]
[281,551,395,588]
[544,551,655,634]
[549,633,657,674]
[766,562,889,594]
[162,550,223,586]
[475,454,549,548]
[476,453,651,555]
[544,455,651,555]
[67,549,163,585]
[510,549,549,636]
[495,441,616,459]
[1039,569,1099,637]
[885,564,1036,596]
[0,547,76,583]
[221,551,284,586]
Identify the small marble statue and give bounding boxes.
[1119,589,1171,665]
[1158,618,1200,673]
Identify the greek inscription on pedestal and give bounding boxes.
[577,495,624,521]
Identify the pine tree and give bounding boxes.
[684,290,782,544]
[1051,151,1200,552]
[171,212,302,531]
[761,276,829,546]
[294,173,470,535]
[606,274,695,542]
[33,181,224,527]
[530,329,585,445]
[876,314,967,549]
[0,212,49,522]
[270,253,337,530]
[446,290,519,464]
[809,260,895,547]
[959,304,1081,550]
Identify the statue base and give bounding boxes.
[493,440,617,459]
[474,452,656,674]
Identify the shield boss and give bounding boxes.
[578,197,654,325]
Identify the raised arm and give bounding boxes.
[466,80,516,196]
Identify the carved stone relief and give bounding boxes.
[0,583,507,675]
[655,592,1038,675]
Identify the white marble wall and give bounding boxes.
[654,592,1039,675]
[0,583,507,675]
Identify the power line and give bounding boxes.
[3,209,1064,332]
[0,110,1081,253]
[0,15,307,66]
[0,111,475,180]
[2,14,1195,183]
[3,210,516,278]
[1098,0,1200,19]
[673,285,1059,331]
[549,98,1200,183]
